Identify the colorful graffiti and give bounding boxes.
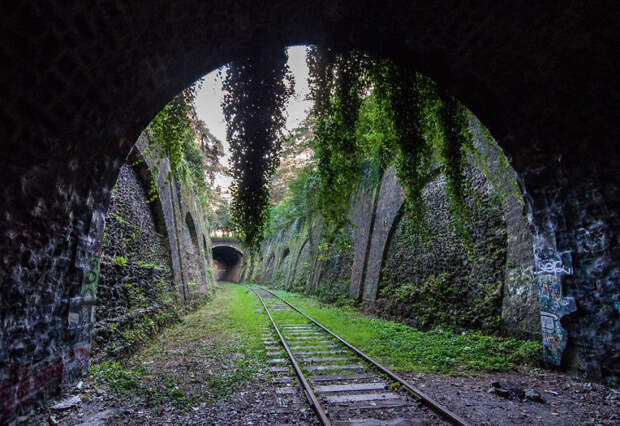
[534,244,577,366]
[538,273,576,365]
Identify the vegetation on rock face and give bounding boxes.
[307,47,367,233]
[269,114,315,205]
[219,45,517,250]
[222,47,294,251]
[144,86,225,209]
[307,49,474,241]
[249,46,521,336]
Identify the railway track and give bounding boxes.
[251,286,470,426]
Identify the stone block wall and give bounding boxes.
[252,142,535,336]
[93,136,216,359]
[93,163,177,358]
[375,169,506,332]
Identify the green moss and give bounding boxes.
[111,256,128,267]
[263,287,541,374]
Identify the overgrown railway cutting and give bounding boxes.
[251,286,470,426]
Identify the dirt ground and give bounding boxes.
[20,285,619,425]
[23,360,618,425]
[405,367,619,425]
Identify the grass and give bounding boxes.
[260,285,542,375]
[87,281,542,412]
[89,283,270,408]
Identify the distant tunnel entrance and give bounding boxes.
[212,245,244,283]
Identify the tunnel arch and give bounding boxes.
[1,2,619,420]
[212,244,244,283]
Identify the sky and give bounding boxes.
[193,45,312,189]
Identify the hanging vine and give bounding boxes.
[307,47,369,232]
[222,47,294,251]
[436,90,473,239]
[307,48,473,242]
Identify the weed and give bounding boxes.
[112,256,128,267]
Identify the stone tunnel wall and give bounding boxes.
[251,129,537,337]
[374,169,507,333]
[92,139,216,360]
[0,134,216,422]
[93,163,178,359]
[252,163,515,335]
[250,131,619,386]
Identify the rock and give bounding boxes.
[50,395,81,411]
[494,387,511,398]
[74,409,121,426]
[490,382,526,400]
[48,415,59,425]
[524,388,544,403]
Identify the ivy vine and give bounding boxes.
[221,48,294,251]
[307,49,473,241]
[143,86,210,206]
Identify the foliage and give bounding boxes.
[222,48,294,251]
[267,165,317,235]
[207,190,234,236]
[89,361,143,396]
[188,111,226,186]
[380,271,503,333]
[436,90,474,239]
[467,116,522,209]
[143,85,224,210]
[146,90,196,182]
[111,256,128,267]
[270,114,316,204]
[109,284,268,406]
[306,47,367,233]
[311,280,355,306]
[306,48,474,241]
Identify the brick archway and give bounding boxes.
[1,2,619,420]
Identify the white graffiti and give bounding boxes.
[538,259,572,275]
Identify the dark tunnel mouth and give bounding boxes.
[212,245,244,282]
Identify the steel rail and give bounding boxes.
[251,287,332,426]
[258,286,471,426]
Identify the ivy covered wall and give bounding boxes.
[250,140,537,338]
[375,169,506,333]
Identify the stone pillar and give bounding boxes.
[348,180,378,299]
[362,168,405,303]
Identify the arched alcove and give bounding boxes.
[185,212,199,248]
[212,245,244,283]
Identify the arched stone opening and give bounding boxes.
[212,245,244,283]
[185,212,199,248]
[1,3,619,419]
[181,212,206,297]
